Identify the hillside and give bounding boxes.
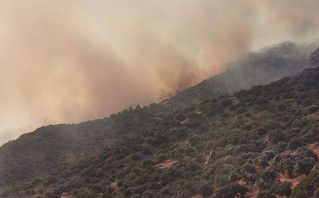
[0,40,316,190]
[0,103,175,187]
[167,41,318,108]
[0,41,316,190]
[0,46,319,197]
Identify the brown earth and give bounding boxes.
[156,159,179,169]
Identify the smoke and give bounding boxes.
[0,0,319,142]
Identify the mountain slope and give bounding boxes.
[1,41,315,188]
[166,41,318,108]
[0,46,319,197]
[0,104,174,187]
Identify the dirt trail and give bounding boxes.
[279,173,306,188]
[156,159,178,169]
[308,142,319,157]
[111,180,118,191]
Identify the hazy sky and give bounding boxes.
[1,0,319,144]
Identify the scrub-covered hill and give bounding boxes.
[1,46,319,198]
[1,41,316,190]
[167,41,318,108]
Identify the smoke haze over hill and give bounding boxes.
[1,0,319,142]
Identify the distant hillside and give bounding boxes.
[167,41,319,108]
[309,46,319,66]
[0,43,317,197]
[0,103,175,187]
[1,46,318,198]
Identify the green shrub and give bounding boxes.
[149,135,170,147]
[47,176,57,184]
[294,157,316,175]
[269,131,284,144]
[287,139,305,150]
[142,147,153,155]
[308,105,319,114]
[272,182,292,196]
[278,104,287,111]
[142,160,155,167]
[198,182,213,196]
[260,169,278,183]
[292,170,319,197]
[257,128,267,136]
[131,154,141,160]
[236,107,246,114]
[90,184,103,193]
[186,160,200,172]
[185,120,202,129]
[176,114,186,121]
[257,191,276,198]
[221,99,233,108]
[156,154,167,163]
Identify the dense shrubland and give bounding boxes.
[1,44,319,198]
[1,64,318,197]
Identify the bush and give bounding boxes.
[308,105,319,114]
[278,104,287,111]
[198,182,213,196]
[272,182,292,196]
[185,120,202,129]
[255,96,268,106]
[90,184,103,193]
[149,135,170,147]
[214,175,229,188]
[156,154,167,163]
[47,176,57,184]
[142,147,153,155]
[257,191,276,198]
[131,194,141,198]
[260,169,278,183]
[302,99,313,107]
[293,191,310,198]
[269,131,284,144]
[186,160,200,172]
[236,107,246,114]
[142,160,155,167]
[257,128,267,136]
[241,124,252,131]
[292,119,305,128]
[228,171,240,182]
[176,189,191,198]
[188,134,200,147]
[242,163,256,173]
[215,183,249,198]
[175,114,186,121]
[292,170,319,197]
[256,180,269,191]
[295,157,316,175]
[287,138,305,150]
[131,154,141,160]
[177,129,188,139]
[221,99,233,108]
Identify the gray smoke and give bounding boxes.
[0,0,319,144]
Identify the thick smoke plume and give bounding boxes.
[1,0,319,143]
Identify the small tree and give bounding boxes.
[287,139,305,150]
[261,169,278,183]
[295,157,316,175]
[198,182,213,196]
[272,182,292,197]
[257,191,276,198]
